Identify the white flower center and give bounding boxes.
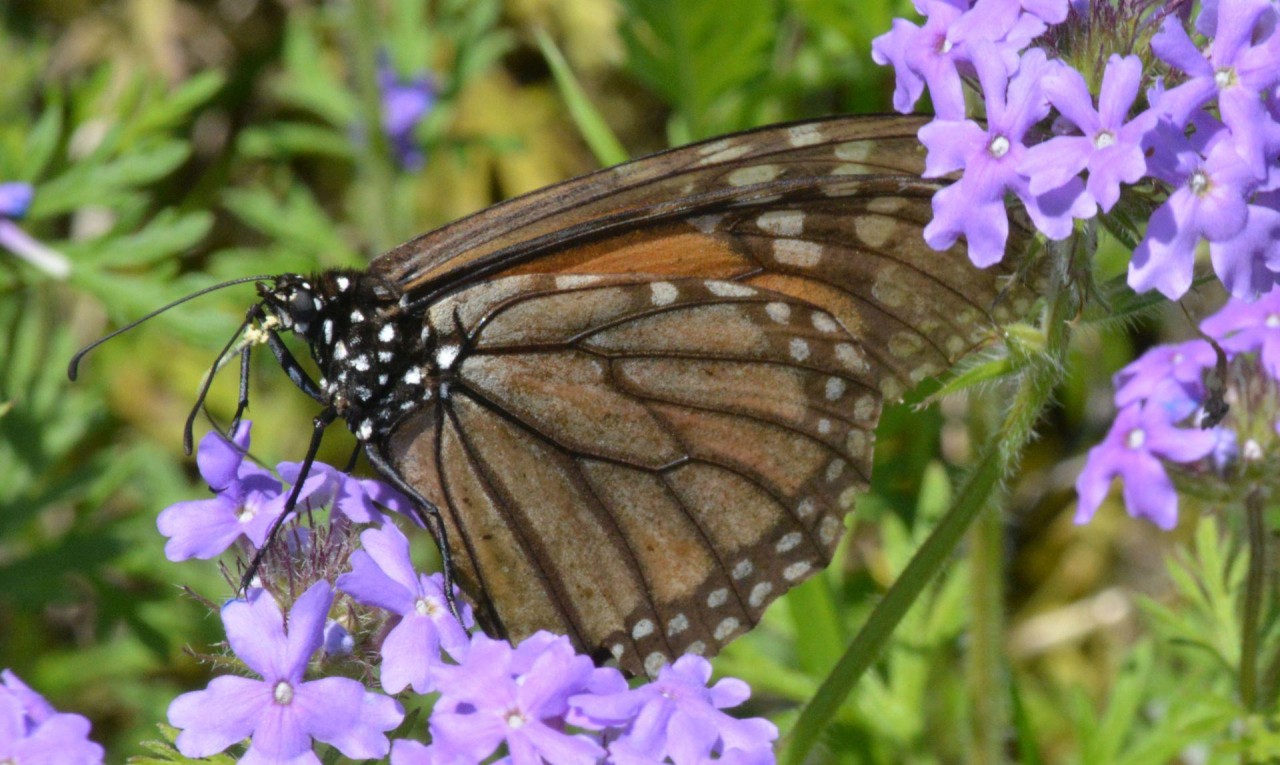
[1172,352,1184,364]
[506,709,527,729]
[1126,428,1146,450]
[1244,439,1263,462]
[1214,67,1235,89]
[988,135,1011,158]
[274,680,294,705]
[939,38,953,54]
[1267,313,1280,328]
[236,503,256,523]
[1188,169,1209,195]
[1093,130,1115,150]
[415,596,440,617]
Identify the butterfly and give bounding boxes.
[74,114,1031,678]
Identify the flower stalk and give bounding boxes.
[781,233,1079,765]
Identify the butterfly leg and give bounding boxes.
[227,343,252,439]
[363,442,463,622]
[239,406,336,593]
[262,326,325,403]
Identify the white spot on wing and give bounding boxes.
[756,210,805,237]
[350,309,365,323]
[727,164,780,186]
[789,338,811,362]
[645,652,668,676]
[689,214,723,234]
[404,367,422,385]
[765,302,791,324]
[825,377,846,401]
[749,582,773,608]
[776,531,802,553]
[812,313,839,333]
[706,281,756,298]
[632,619,655,639]
[667,613,689,636]
[379,324,396,342]
[732,560,754,580]
[714,617,741,641]
[783,561,813,581]
[698,142,753,165]
[787,123,824,147]
[707,588,729,608]
[773,239,823,267]
[651,282,678,306]
[554,275,601,290]
[436,345,460,370]
[819,515,842,545]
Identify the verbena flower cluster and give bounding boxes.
[1075,287,1280,529]
[873,0,1280,299]
[0,669,104,764]
[159,422,777,764]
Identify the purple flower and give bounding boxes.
[378,58,436,171]
[336,523,472,693]
[392,739,471,764]
[0,181,69,279]
[1209,191,1280,300]
[157,423,323,560]
[1129,130,1257,299]
[1201,284,1280,377]
[574,655,778,764]
[429,633,607,765]
[168,582,404,763]
[921,48,1094,265]
[1152,0,1280,177]
[1075,395,1219,529]
[871,0,1043,119]
[277,461,413,525]
[1113,339,1217,410]
[1020,55,1155,211]
[0,670,104,764]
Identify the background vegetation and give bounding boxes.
[0,0,1253,762]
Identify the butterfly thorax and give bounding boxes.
[259,270,456,441]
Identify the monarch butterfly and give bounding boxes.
[73,114,1031,678]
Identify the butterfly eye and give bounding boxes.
[288,289,319,324]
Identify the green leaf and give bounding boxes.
[72,210,213,268]
[222,186,355,264]
[125,71,226,139]
[238,122,357,160]
[618,0,775,138]
[22,91,64,181]
[536,30,629,167]
[32,141,191,218]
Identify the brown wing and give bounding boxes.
[377,116,1034,677]
[371,115,943,297]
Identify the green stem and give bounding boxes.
[346,0,398,253]
[968,496,1007,765]
[778,257,1074,765]
[1241,486,1266,714]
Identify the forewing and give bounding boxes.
[372,115,939,297]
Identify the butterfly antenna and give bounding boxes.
[67,274,274,381]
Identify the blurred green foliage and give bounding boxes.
[0,1,1271,763]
